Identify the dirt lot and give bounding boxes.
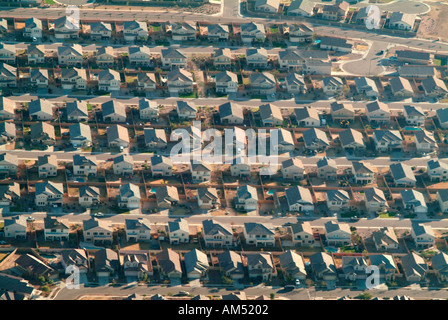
[418,3,448,42]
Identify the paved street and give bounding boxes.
[52,282,448,300]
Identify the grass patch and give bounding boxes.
[45,0,56,4]
[379,212,396,218]
[178,92,198,98]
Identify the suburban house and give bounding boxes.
[43,217,69,241]
[69,123,92,148]
[351,161,375,184]
[230,156,251,177]
[279,250,307,280]
[259,103,283,126]
[155,185,179,209]
[403,104,425,126]
[339,128,365,151]
[123,20,148,41]
[281,158,305,181]
[57,45,83,67]
[246,252,276,281]
[427,159,448,182]
[0,121,16,144]
[255,0,280,13]
[322,77,344,96]
[390,163,416,187]
[0,44,16,64]
[29,99,53,121]
[389,77,414,98]
[249,72,276,95]
[324,221,351,246]
[0,153,17,175]
[388,12,416,31]
[317,157,337,180]
[240,22,266,44]
[137,73,157,91]
[4,216,27,239]
[369,254,397,281]
[119,250,152,279]
[372,227,399,251]
[35,181,63,207]
[30,69,48,87]
[113,154,134,175]
[53,16,80,39]
[436,108,448,129]
[107,125,130,148]
[197,187,219,209]
[144,128,167,149]
[309,252,337,281]
[167,68,194,94]
[303,128,330,151]
[330,102,355,121]
[399,65,435,78]
[415,129,437,153]
[431,253,448,282]
[28,44,45,64]
[326,190,350,211]
[411,223,435,249]
[176,100,197,120]
[401,252,427,282]
[61,249,89,274]
[321,1,349,21]
[213,48,233,69]
[373,130,403,152]
[139,99,159,120]
[90,21,112,40]
[286,73,306,94]
[285,186,314,213]
[31,122,55,145]
[128,46,152,67]
[0,63,17,87]
[83,218,114,243]
[66,101,88,122]
[202,219,234,247]
[243,222,275,247]
[396,50,431,64]
[151,155,173,177]
[79,186,100,207]
[191,162,212,183]
[219,102,244,124]
[365,101,390,124]
[168,218,190,244]
[287,222,314,247]
[218,251,244,280]
[246,48,268,69]
[401,189,428,214]
[118,183,141,209]
[287,0,315,16]
[438,190,448,214]
[278,50,302,71]
[207,24,229,42]
[101,100,126,123]
[38,155,57,178]
[422,76,448,98]
[235,185,258,211]
[341,256,368,280]
[215,71,238,94]
[96,46,115,67]
[294,106,320,127]
[320,36,353,53]
[97,69,121,91]
[15,254,58,281]
[172,22,197,41]
[23,17,42,39]
[125,218,151,242]
[354,77,379,98]
[93,249,119,277]
[183,249,209,280]
[61,68,88,90]
[161,48,187,69]
[156,249,182,280]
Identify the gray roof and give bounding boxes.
[285,186,313,206]
[354,77,378,92]
[404,104,424,117]
[156,249,182,274]
[82,217,112,231]
[281,157,303,170]
[294,106,320,122]
[374,130,402,144]
[168,218,189,233]
[35,181,63,197]
[161,47,186,60]
[219,102,243,120]
[237,185,258,201]
[309,252,336,275]
[422,76,447,94]
[44,217,68,230]
[90,21,112,33]
[411,223,434,238]
[303,128,330,147]
[184,249,208,275]
[107,124,129,143]
[246,252,273,269]
[250,72,276,85]
[438,189,448,203]
[286,73,305,87]
[29,99,53,116]
[0,121,16,139]
[316,156,336,169]
[431,252,448,273]
[123,20,147,32]
[365,187,386,203]
[401,252,427,278]
[98,69,120,82]
[66,101,88,118]
[156,185,179,204]
[366,100,389,113]
[288,0,315,14]
[177,100,197,113]
[101,100,126,118]
[325,220,350,234]
[322,76,343,87]
[339,128,364,147]
[320,36,352,49]
[93,248,119,273]
[167,68,193,82]
[218,250,244,275]
[399,65,435,77]
[208,24,229,34]
[327,189,349,202]
[125,218,150,231]
[390,76,413,93]
[241,22,265,33]
[244,222,274,236]
[0,274,34,297]
[150,154,172,167]
[401,189,426,207]
[4,215,26,228]
[113,154,133,165]
[369,254,396,270]
[73,154,96,167]
[396,50,430,61]
[259,103,283,122]
[390,163,416,182]
[290,221,313,235]
[436,108,448,124]
[79,186,100,198]
[215,70,238,83]
[69,123,92,142]
[144,128,167,145]
[279,250,306,276]
[389,12,415,26]
[428,159,448,171]
[202,219,232,236]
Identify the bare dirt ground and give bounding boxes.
[418,3,448,42]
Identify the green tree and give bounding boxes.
[270,293,276,300]
[357,291,373,300]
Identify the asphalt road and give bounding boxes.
[52,282,448,300]
[341,40,388,76]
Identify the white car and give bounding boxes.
[26,216,35,222]
[93,212,104,217]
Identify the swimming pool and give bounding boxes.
[325,247,338,253]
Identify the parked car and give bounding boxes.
[93,212,104,217]
[26,216,35,222]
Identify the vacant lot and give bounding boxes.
[418,3,448,41]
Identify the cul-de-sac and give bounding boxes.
[1,0,448,301]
